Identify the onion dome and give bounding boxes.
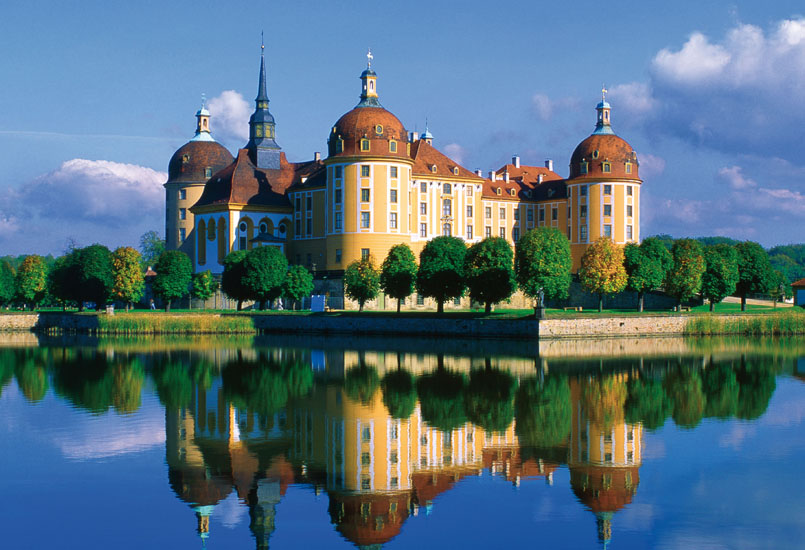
[327,53,408,160]
[167,99,234,184]
[569,465,640,514]
[568,90,639,181]
[327,491,412,548]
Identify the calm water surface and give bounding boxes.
[1,334,804,549]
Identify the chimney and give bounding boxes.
[545,159,553,171]
[475,169,483,177]
[512,155,520,168]
[489,170,496,181]
[314,152,321,162]
[410,131,419,141]
[537,174,544,184]
[504,171,510,183]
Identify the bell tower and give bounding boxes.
[247,36,282,169]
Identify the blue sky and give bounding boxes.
[1,0,803,254]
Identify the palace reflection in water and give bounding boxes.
[0,336,794,549]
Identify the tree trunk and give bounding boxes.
[397,298,401,313]
[78,303,84,312]
[359,301,364,312]
[534,305,539,319]
[710,300,715,312]
[237,300,243,311]
[437,300,444,314]
[637,292,644,313]
[741,294,747,312]
[165,300,171,312]
[485,302,492,314]
[598,294,603,313]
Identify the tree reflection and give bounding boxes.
[416,360,467,432]
[515,375,572,449]
[381,369,417,419]
[15,356,48,403]
[223,355,313,417]
[344,361,380,406]
[664,366,706,429]
[702,362,739,419]
[625,378,674,430]
[736,358,776,420]
[465,366,516,433]
[0,351,15,398]
[581,376,627,429]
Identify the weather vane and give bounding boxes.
[367,48,373,68]
[602,84,608,102]
[261,31,265,51]
[201,93,206,109]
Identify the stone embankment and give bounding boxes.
[539,315,740,339]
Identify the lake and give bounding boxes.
[1,333,804,549]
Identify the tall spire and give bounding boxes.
[248,34,281,169]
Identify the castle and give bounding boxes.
[164,48,641,293]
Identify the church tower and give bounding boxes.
[247,41,281,170]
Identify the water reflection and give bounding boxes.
[0,337,799,549]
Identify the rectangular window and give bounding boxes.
[335,249,342,263]
[360,139,370,152]
[179,228,186,242]
[389,166,398,179]
[580,205,587,218]
[239,236,246,250]
[390,189,397,203]
[335,166,343,179]
[527,209,533,222]
[390,141,397,153]
[420,202,427,215]
[295,219,301,236]
[604,204,612,216]
[466,225,473,239]
[420,223,427,237]
[361,188,370,202]
[295,197,301,211]
[334,212,343,230]
[604,184,612,195]
[442,200,451,216]
[580,162,589,174]
[604,224,612,237]
[552,207,558,221]
[361,165,370,177]
[454,296,461,305]
[485,226,491,238]
[513,227,520,241]
[603,162,612,173]
[627,205,633,217]
[580,225,588,242]
[306,196,312,210]
[466,205,472,217]
[204,167,212,178]
[627,185,633,196]
[485,206,491,219]
[499,227,506,239]
[580,185,587,196]
[390,451,398,464]
[178,189,186,200]
[335,188,342,204]
[625,162,632,174]
[627,225,633,240]
[361,248,370,260]
[420,181,426,193]
[417,294,425,305]
[361,452,370,466]
[443,183,451,194]
[179,208,186,220]
[499,207,506,220]
[514,209,520,221]
[539,208,545,222]
[361,212,370,228]
[306,218,312,235]
[390,212,397,229]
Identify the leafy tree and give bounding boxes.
[648,234,675,250]
[515,228,572,315]
[16,255,48,309]
[696,236,740,247]
[579,237,627,312]
[139,230,165,269]
[0,260,15,307]
[380,244,418,313]
[701,244,739,311]
[49,254,78,310]
[381,369,417,419]
[769,253,803,285]
[666,239,705,308]
[152,250,192,311]
[514,375,571,448]
[191,270,217,305]
[624,378,673,430]
[465,237,516,314]
[282,265,314,310]
[111,246,144,311]
[242,246,288,309]
[417,236,467,314]
[465,367,517,433]
[344,256,380,311]
[221,250,250,311]
[770,269,791,306]
[624,238,670,312]
[735,241,776,311]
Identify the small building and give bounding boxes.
[792,278,805,307]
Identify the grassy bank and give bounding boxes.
[94,314,257,335]
[686,309,805,336]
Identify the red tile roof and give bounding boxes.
[482,163,565,201]
[410,139,484,180]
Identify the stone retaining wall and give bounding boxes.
[538,314,745,339]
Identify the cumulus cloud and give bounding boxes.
[531,93,580,121]
[608,82,656,119]
[207,90,250,147]
[444,143,466,165]
[717,165,756,190]
[0,159,166,255]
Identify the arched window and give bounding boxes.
[239,221,248,251]
[442,223,451,236]
[217,218,227,263]
[197,220,206,265]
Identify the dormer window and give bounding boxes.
[431,164,437,173]
[360,139,370,152]
[510,189,516,196]
[592,150,599,159]
[625,162,632,174]
[452,167,459,175]
[182,154,190,163]
[204,167,212,178]
[375,124,383,135]
[335,137,344,154]
[602,162,612,173]
[580,161,589,174]
[496,187,501,195]
[389,140,397,153]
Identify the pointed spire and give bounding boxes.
[256,33,268,103]
[247,34,281,169]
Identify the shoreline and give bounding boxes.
[0,310,802,339]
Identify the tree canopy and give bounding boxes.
[242,246,288,308]
[191,270,217,303]
[282,265,314,309]
[735,241,776,311]
[624,238,670,311]
[111,246,144,310]
[701,244,739,310]
[666,238,705,306]
[16,255,48,308]
[465,237,516,314]
[139,230,165,269]
[515,228,572,313]
[514,376,571,449]
[344,256,380,311]
[579,237,627,311]
[0,261,15,306]
[416,236,467,313]
[380,244,418,312]
[152,250,193,311]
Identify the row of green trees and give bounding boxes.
[339,229,786,314]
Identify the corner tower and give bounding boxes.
[247,41,281,170]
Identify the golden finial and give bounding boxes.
[261,31,265,51]
[602,84,608,102]
[367,48,373,68]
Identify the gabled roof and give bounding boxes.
[410,139,484,180]
[287,164,327,191]
[482,163,566,202]
[792,278,805,288]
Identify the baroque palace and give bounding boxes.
[165,49,641,297]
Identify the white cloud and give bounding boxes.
[444,143,466,165]
[639,153,666,179]
[531,93,579,121]
[653,32,731,85]
[0,159,166,254]
[207,90,250,147]
[717,166,756,190]
[609,82,656,118]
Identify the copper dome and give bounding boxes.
[327,106,409,160]
[167,140,234,184]
[568,134,639,180]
